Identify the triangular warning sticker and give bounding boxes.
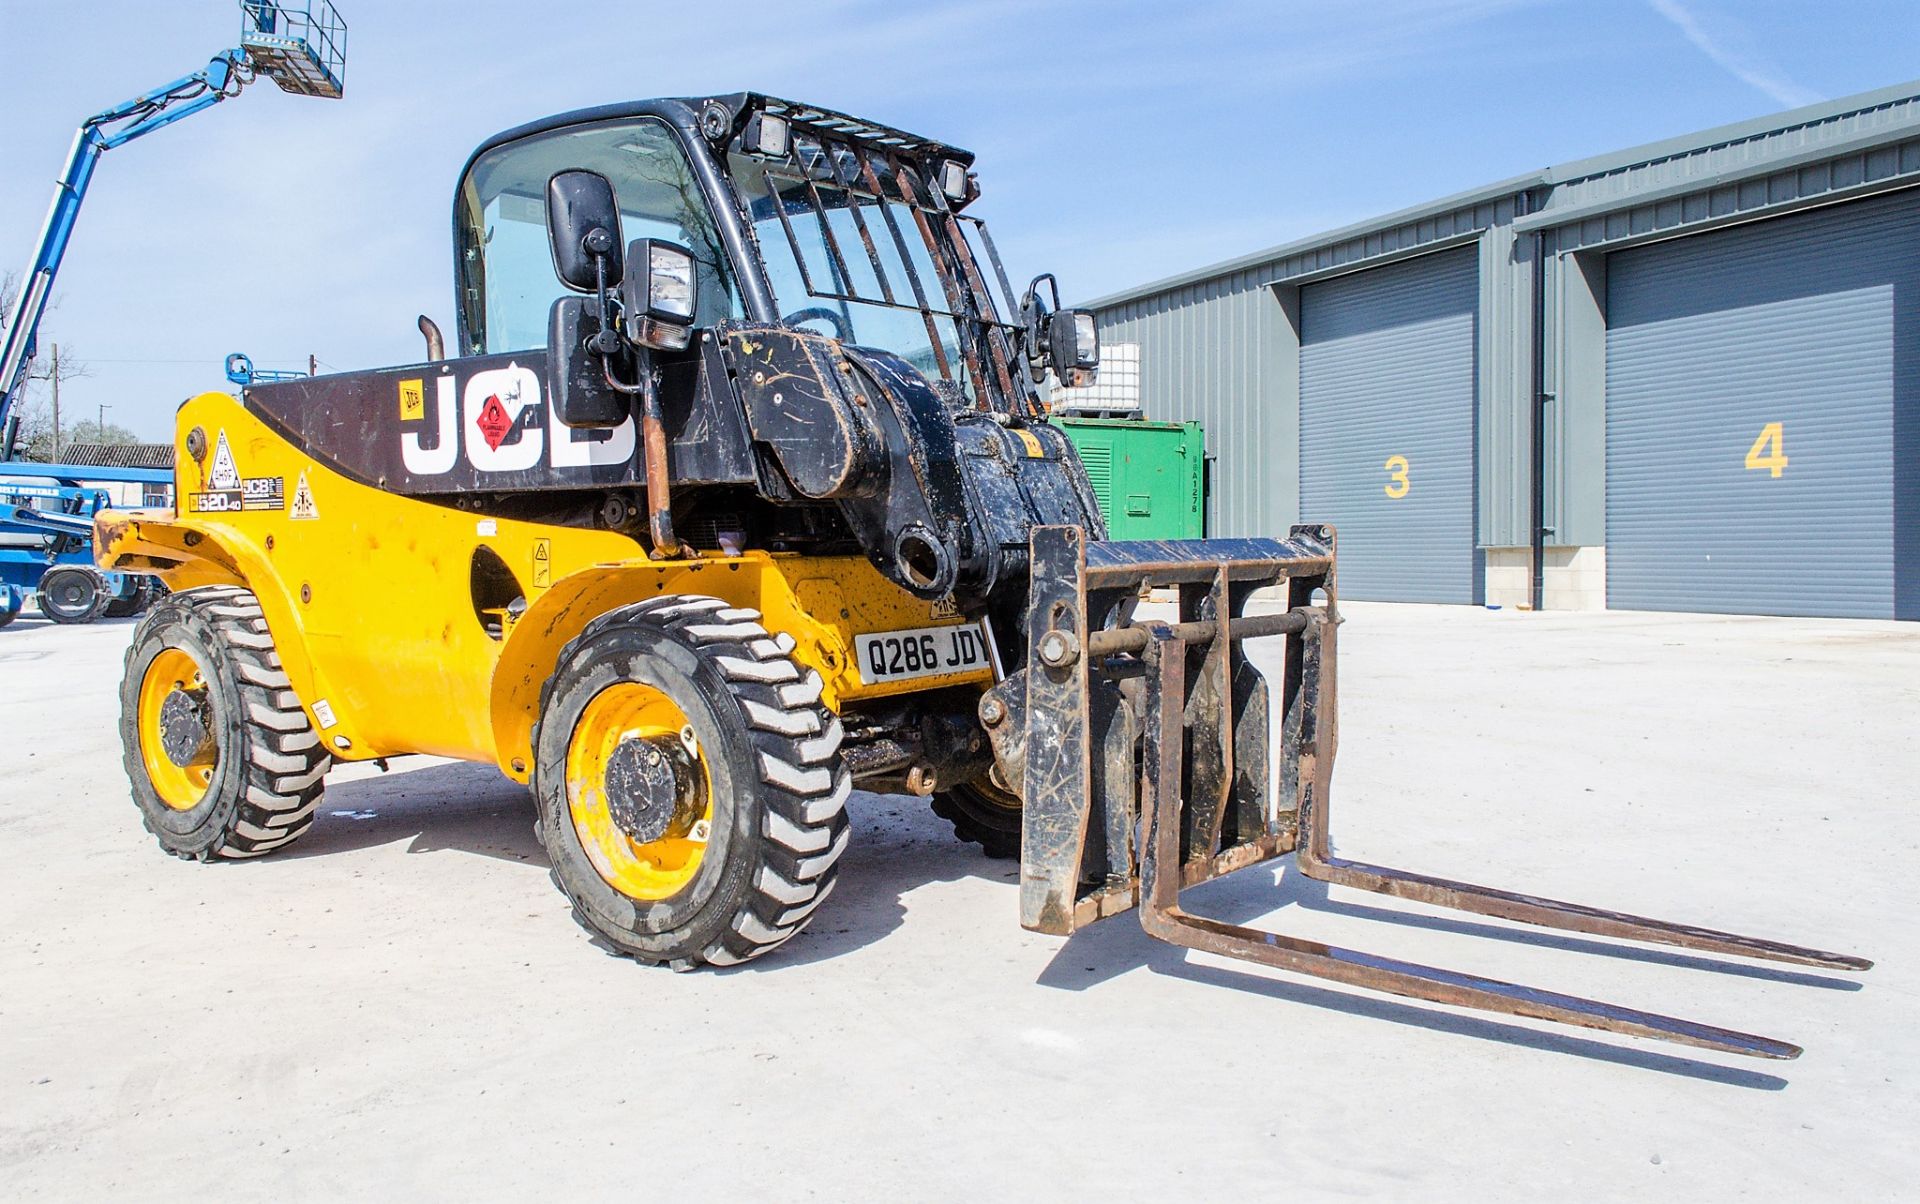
[290,472,319,521]
[207,430,241,490]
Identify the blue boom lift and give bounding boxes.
[0,2,345,627]
[0,466,168,626]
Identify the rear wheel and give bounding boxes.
[932,777,1022,860]
[534,594,851,968]
[39,567,108,624]
[120,587,330,860]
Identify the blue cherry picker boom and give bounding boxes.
[0,2,345,626]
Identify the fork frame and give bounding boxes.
[991,524,1869,1061]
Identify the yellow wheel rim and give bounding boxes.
[566,682,714,901]
[137,647,216,811]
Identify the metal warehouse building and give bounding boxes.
[1085,80,1920,619]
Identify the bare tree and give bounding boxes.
[1,271,94,461]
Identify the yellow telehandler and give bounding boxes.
[100,94,1866,1057]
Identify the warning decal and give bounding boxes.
[207,430,241,490]
[399,379,425,422]
[290,472,319,521]
[475,394,513,451]
[532,538,552,588]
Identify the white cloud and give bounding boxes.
[1646,0,1822,109]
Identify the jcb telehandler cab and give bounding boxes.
[101,95,1865,1057]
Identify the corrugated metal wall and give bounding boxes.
[1084,81,1920,616]
[1096,268,1294,538]
[1605,188,1919,618]
[1300,248,1480,602]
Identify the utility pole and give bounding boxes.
[50,343,61,460]
[97,402,109,441]
[309,353,317,377]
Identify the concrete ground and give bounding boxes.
[0,600,1913,1200]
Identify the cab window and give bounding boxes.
[456,118,741,355]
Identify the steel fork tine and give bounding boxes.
[1139,622,1812,1060]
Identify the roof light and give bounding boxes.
[742,112,791,159]
[937,159,970,202]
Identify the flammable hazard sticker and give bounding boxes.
[290,472,320,521]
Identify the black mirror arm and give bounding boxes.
[587,232,623,357]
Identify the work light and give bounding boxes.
[621,238,697,350]
[742,112,790,159]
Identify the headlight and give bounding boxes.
[1071,312,1098,368]
[647,242,696,323]
[1047,308,1101,386]
[620,238,697,351]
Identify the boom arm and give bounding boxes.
[0,0,347,460]
[0,51,261,453]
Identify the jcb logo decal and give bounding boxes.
[400,363,635,476]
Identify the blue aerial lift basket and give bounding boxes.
[241,1,347,99]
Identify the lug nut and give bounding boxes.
[1037,629,1078,668]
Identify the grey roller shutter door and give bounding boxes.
[1606,187,1919,619]
[1300,247,1479,603]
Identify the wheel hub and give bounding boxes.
[158,687,213,767]
[604,737,694,844]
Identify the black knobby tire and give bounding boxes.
[39,566,108,624]
[932,778,1022,860]
[103,576,157,619]
[121,586,331,860]
[534,594,852,968]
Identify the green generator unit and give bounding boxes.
[1054,417,1206,540]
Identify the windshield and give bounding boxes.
[730,131,1026,407]
[457,118,741,356]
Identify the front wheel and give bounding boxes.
[534,594,851,968]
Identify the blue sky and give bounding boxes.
[2,0,1915,440]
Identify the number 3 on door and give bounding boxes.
[1744,422,1788,478]
[1383,454,1410,499]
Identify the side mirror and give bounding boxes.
[619,239,697,352]
[547,170,624,293]
[1046,309,1099,389]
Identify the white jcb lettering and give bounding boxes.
[401,362,640,476]
[401,375,458,476]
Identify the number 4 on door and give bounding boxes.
[1745,422,1788,478]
